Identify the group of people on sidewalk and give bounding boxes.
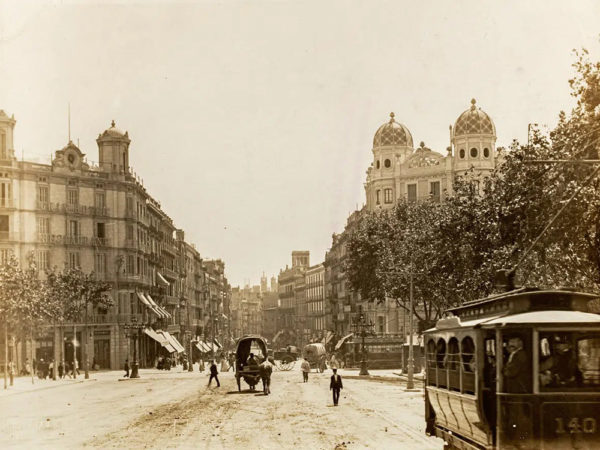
[301,355,344,406]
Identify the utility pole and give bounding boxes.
[406,269,415,390]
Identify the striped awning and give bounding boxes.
[144,327,168,346]
[156,272,170,286]
[146,294,171,319]
[160,331,185,353]
[334,333,353,351]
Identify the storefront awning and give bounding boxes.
[163,342,177,353]
[156,272,170,286]
[144,327,168,346]
[146,294,171,319]
[161,331,185,353]
[272,330,284,344]
[213,339,222,349]
[334,333,353,351]
[137,291,151,307]
[325,331,334,344]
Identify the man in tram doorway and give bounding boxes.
[502,336,531,446]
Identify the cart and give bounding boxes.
[303,343,328,373]
[234,335,268,392]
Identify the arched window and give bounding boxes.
[436,339,446,369]
[447,338,459,370]
[462,336,475,373]
[384,158,391,168]
[483,147,490,158]
[470,147,478,158]
[459,149,465,159]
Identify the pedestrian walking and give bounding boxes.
[208,360,220,387]
[301,358,311,382]
[124,359,130,378]
[74,358,80,376]
[58,361,64,379]
[259,358,273,395]
[330,368,343,406]
[329,354,339,370]
[48,359,54,379]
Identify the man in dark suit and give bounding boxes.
[208,360,220,387]
[330,368,343,406]
[502,337,530,446]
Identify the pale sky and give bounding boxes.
[1,0,599,287]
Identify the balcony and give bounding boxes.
[90,205,110,217]
[164,295,180,306]
[161,267,178,280]
[91,237,110,247]
[63,203,88,215]
[88,313,145,324]
[36,201,60,212]
[64,235,88,246]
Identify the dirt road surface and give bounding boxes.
[1,366,442,449]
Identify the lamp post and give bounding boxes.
[406,269,415,390]
[124,318,143,378]
[352,312,374,376]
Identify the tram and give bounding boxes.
[424,287,600,449]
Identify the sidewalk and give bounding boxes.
[0,364,207,397]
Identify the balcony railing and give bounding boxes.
[91,237,110,247]
[36,201,60,212]
[164,295,180,306]
[88,313,145,324]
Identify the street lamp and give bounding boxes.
[124,317,143,378]
[352,312,374,376]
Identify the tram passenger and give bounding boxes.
[539,335,581,387]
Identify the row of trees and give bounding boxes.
[346,50,600,329]
[0,254,112,386]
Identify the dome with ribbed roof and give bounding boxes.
[100,120,127,138]
[373,112,413,148]
[454,99,495,137]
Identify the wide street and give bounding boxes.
[1,364,442,449]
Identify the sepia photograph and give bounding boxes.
[1,1,600,448]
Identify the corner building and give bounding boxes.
[0,110,230,370]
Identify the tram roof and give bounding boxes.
[446,287,598,320]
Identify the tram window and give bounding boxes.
[461,336,475,372]
[447,338,459,370]
[436,339,446,369]
[539,332,600,391]
[427,340,436,368]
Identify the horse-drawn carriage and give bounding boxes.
[234,335,269,391]
[303,343,328,373]
[273,345,300,371]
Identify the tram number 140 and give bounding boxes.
[555,417,597,434]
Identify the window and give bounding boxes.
[384,188,393,204]
[95,253,106,274]
[37,250,49,271]
[37,185,48,204]
[68,252,80,269]
[126,255,135,274]
[95,191,105,209]
[461,336,475,372]
[459,149,465,159]
[96,222,105,239]
[68,220,79,237]
[375,190,381,205]
[378,316,385,333]
[37,217,50,235]
[430,181,441,202]
[126,197,133,214]
[0,248,13,266]
[0,182,10,207]
[67,189,78,206]
[0,133,5,159]
[470,147,478,158]
[539,332,600,391]
[384,159,391,168]
[407,184,417,203]
[376,160,380,169]
[436,339,447,369]
[483,147,490,158]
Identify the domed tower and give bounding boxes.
[365,112,414,210]
[0,110,16,162]
[451,99,496,174]
[96,120,131,174]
